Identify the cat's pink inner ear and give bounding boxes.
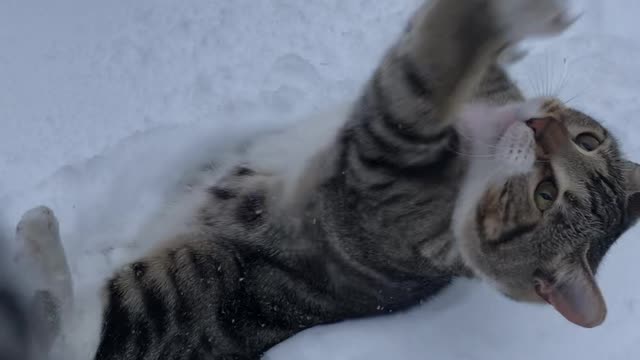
[535,263,607,328]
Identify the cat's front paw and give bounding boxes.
[16,206,60,260]
[15,206,69,288]
[493,0,578,41]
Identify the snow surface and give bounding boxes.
[1,0,640,359]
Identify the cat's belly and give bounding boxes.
[247,241,455,326]
[338,273,454,317]
[281,228,457,320]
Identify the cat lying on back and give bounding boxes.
[11,0,640,359]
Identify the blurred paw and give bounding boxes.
[16,206,61,263]
[494,0,579,41]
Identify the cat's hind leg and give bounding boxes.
[15,206,73,353]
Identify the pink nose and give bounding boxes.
[526,117,569,156]
[526,117,553,136]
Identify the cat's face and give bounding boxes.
[455,100,640,328]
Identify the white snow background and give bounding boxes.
[1,0,640,359]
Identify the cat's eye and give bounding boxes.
[534,181,558,212]
[575,133,601,152]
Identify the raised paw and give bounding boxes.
[493,0,579,41]
[16,206,61,263]
[15,206,72,355]
[15,206,72,301]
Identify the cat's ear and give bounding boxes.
[623,161,640,220]
[535,257,606,328]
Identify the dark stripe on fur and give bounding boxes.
[589,187,602,218]
[95,280,132,360]
[336,128,397,191]
[487,223,538,248]
[500,181,513,224]
[235,167,255,177]
[369,180,396,191]
[370,74,448,145]
[351,130,459,178]
[132,319,151,360]
[210,187,237,200]
[595,171,618,196]
[158,335,188,360]
[361,118,401,154]
[187,248,219,289]
[416,220,452,250]
[588,171,625,227]
[132,262,169,337]
[478,65,516,98]
[401,57,434,99]
[167,251,192,325]
[236,192,266,225]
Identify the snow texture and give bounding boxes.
[1,0,640,359]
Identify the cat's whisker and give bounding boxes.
[528,58,545,98]
[455,130,502,149]
[553,57,571,98]
[544,52,551,97]
[542,51,561,99]
[456,128,538,153]
[524,69,542,99]
[561,90,588,106]
[537,53,548,97]
[456,125,533,146]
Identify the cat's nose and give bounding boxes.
[526,117,553,136]
[526,117,569,156]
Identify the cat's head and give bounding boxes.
[454,99,640,328]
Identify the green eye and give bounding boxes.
[575,133,601,151]
[535,181,558,211]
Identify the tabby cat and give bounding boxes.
[11,0,640,359]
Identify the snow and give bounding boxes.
[1,0,639,359]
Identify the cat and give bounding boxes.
[10,0,640,359]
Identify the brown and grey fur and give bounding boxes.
[13,0,640,359]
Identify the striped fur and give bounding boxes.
[12,0,640,358]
